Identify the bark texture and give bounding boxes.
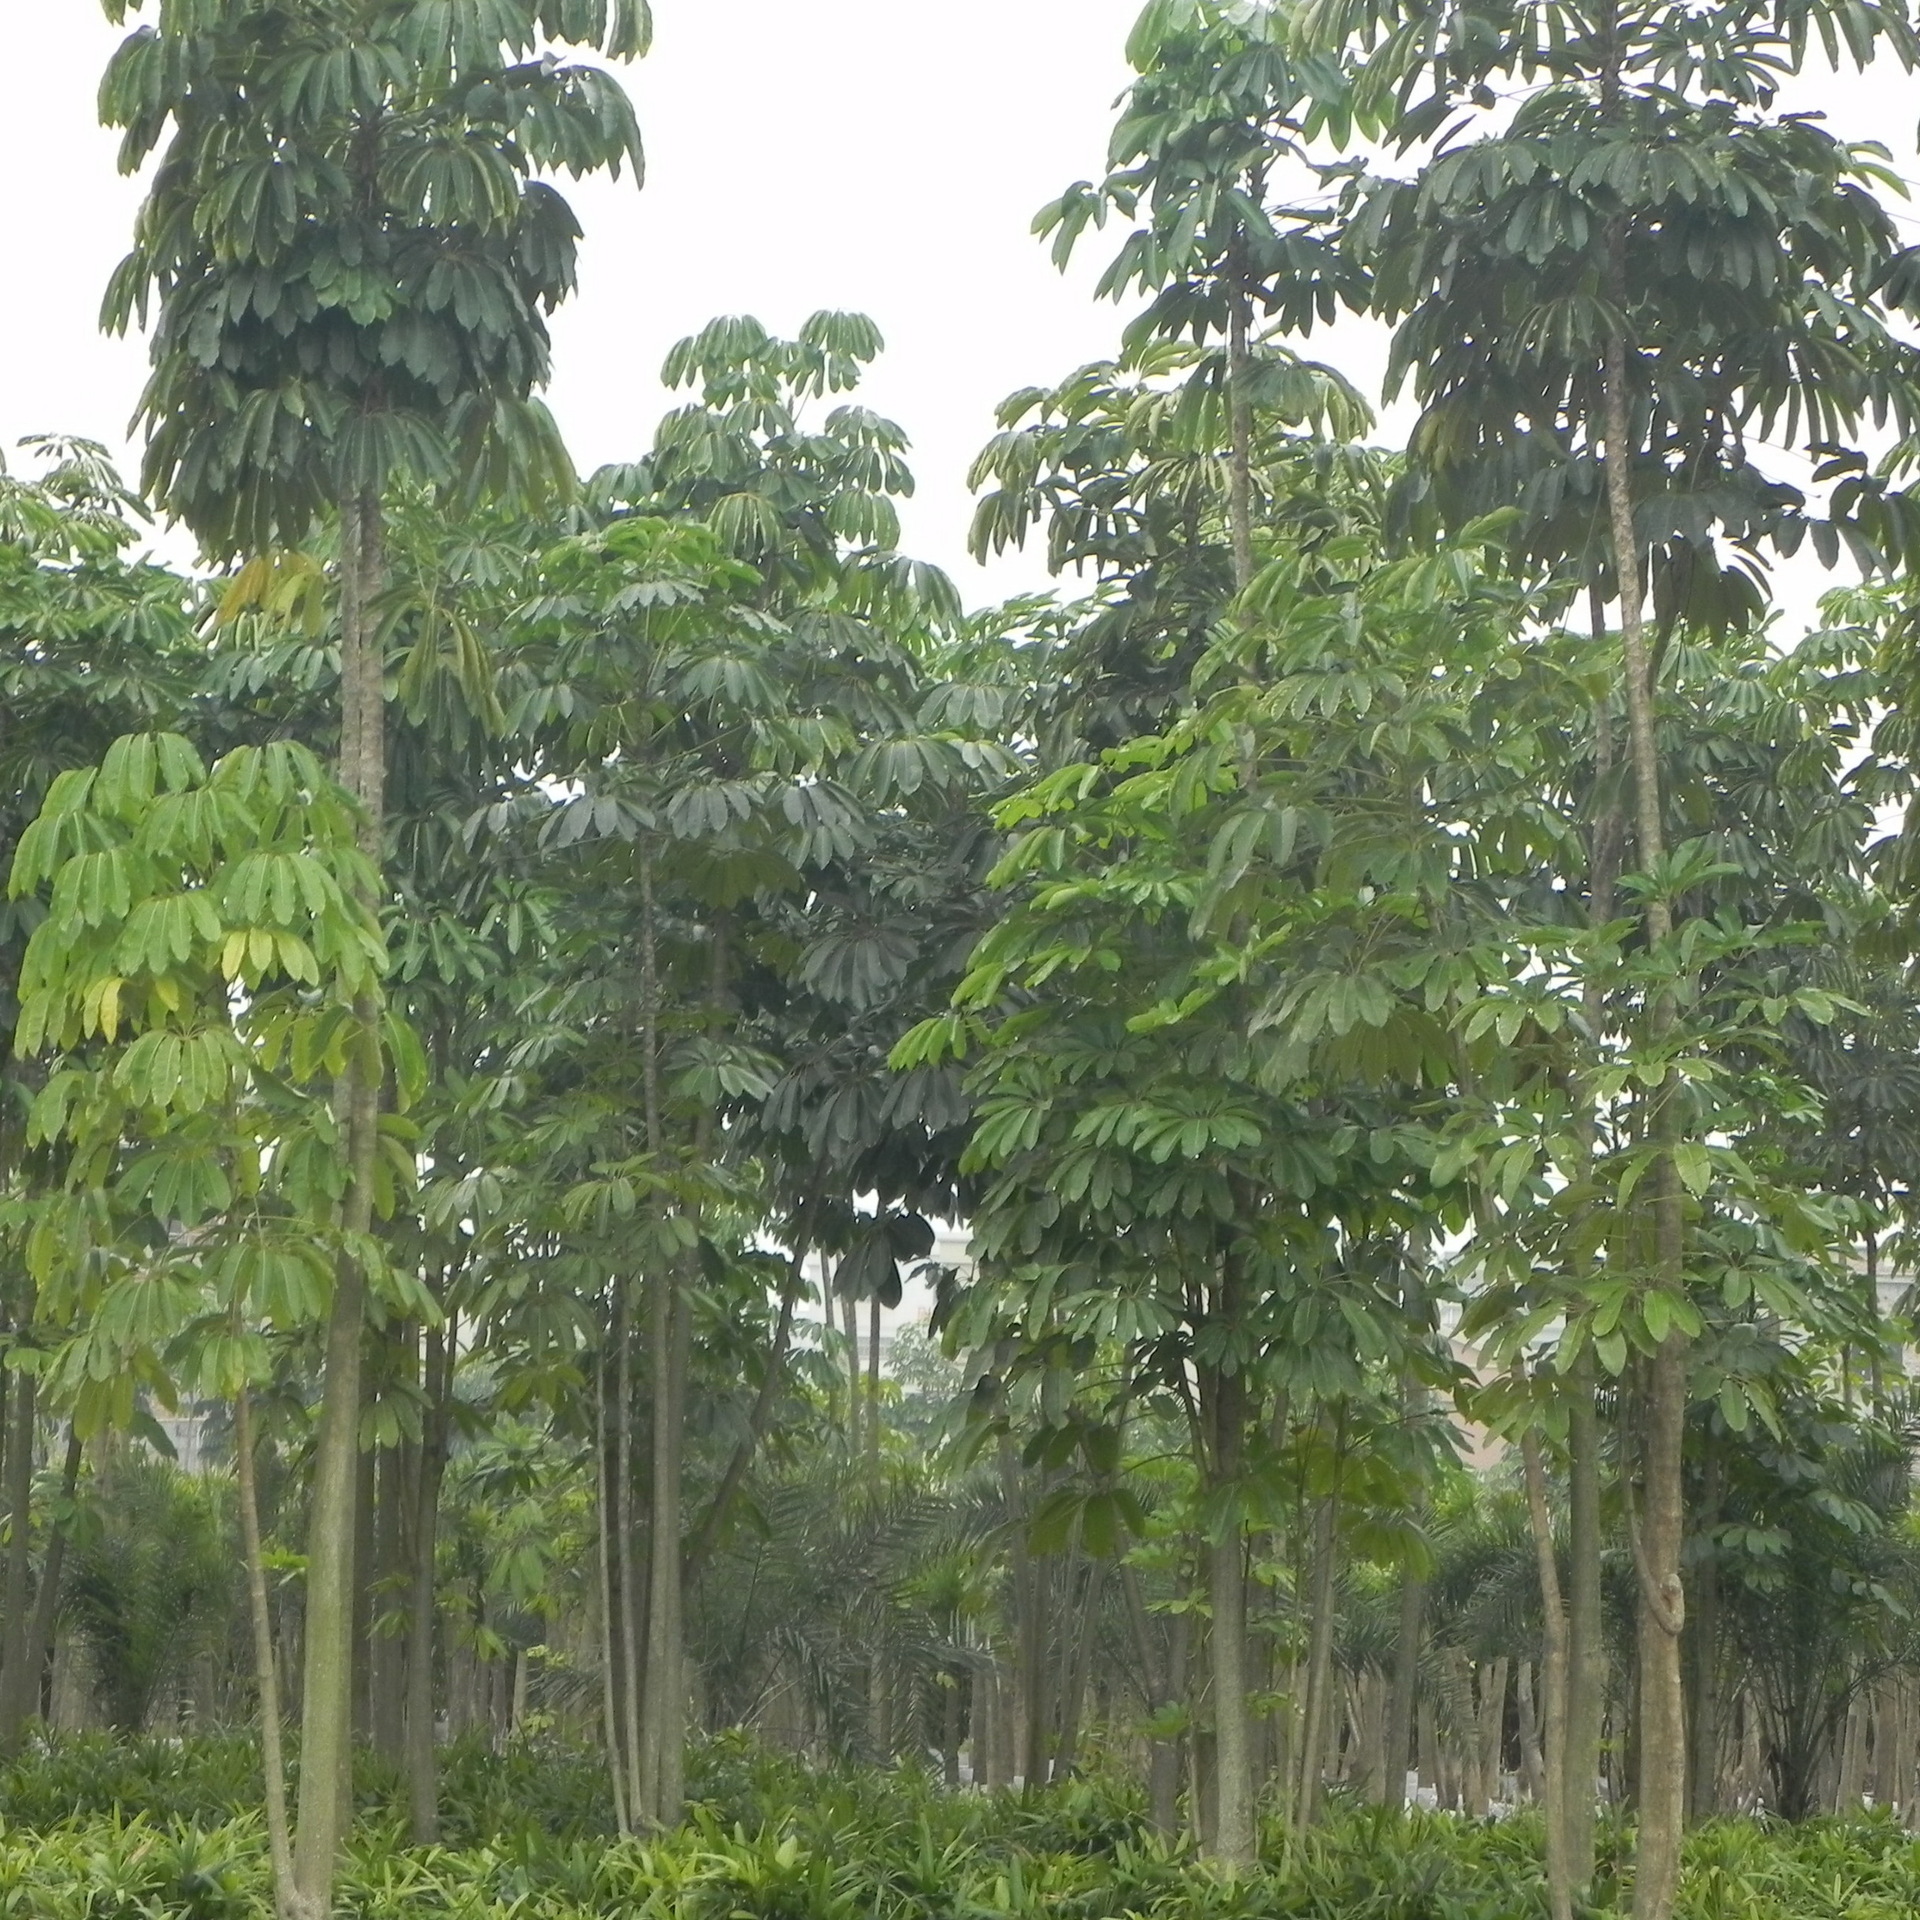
[1202,1260,1254,1866]
[292,484,386,1920]
[1601,241,1687,1920]
[406,1322,452,1843]
[0,1365,38,1753]
[237,1389,297,1920]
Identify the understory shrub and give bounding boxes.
[0,1736,1916,1920]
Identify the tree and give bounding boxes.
[6,729,412,1892]
[97,3,644,1907]
[489,312,1004,1823]
[1036,0,1364,595]
[0,438,200,1759]
[1272,1,1920,1907]
[906,521,1551,1861]
[967,344,1376,765]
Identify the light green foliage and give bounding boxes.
[0,439,201,1028]
[4,1738,1920,1918]
[6,731,423,1427]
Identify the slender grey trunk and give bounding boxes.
[1203,1258,1254,1865]
[595,1351,631,1835]
[292,481,386,1920]
[0,1363,38,1751]
[614,1274,643,1808]
[866,1290,883,1477]
[1604,299,1687,1920]
[1521,1412,1573,1920]
[1294,1487,1340,1828]
[841,1285,860,1458]
[1226,238,1255,595]
[1383,1561,1424,1807]
[405,1322,451,1844]
[21,1427,81,1743]
[654,1264,691,1817]
[1567,646,1620,1896]
[635,852,685,1826]
[633,1244,679,1812]
[1207,1522,1252,1861]
[1000,1429,1043,1788]
[1686,1449,1724,1822]
[238,1388,297,1920]
[1565,1355,1607,1886]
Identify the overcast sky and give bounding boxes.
[4,5,1919,610]
[0,2,1141,595]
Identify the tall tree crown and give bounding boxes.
[99,0,648,555]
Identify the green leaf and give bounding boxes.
[1671,1142,1711,1198]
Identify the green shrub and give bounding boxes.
[1,1735,1919,1920]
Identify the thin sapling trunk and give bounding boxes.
[237,1387,297,1920]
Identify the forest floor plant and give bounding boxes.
[1,1735,1920,1920]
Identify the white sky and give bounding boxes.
[3,5,1919,614]
[0,1,1140,597]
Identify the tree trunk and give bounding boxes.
[594,1350,631,1835]
[655,1257,692,1819]
[867,1631,892,1762]
[369,1423,407,1766]
[1518,1660,1546,1804]
[1226,242,1256,595]
[1001,1430,1045,1789]
[1355,1666,1389,1802]
[1476,1660,1510,1813]
[19,1427,82,1749]
[0,1364,38,1751]
[1836,1694,1869,1815]
[841,1284,861,1459]
[1202,1295,1254,1866]
[634,847,687,1828]
[1865,1231,1886,1413]
[1522,1415,1573,1920]
[1565,1355,1607,1891]
[637,1253,678,1824]
[1602,248,1687,1920]
[866,1290,883,1477]
[1190,1635,1216,1848]
[351,1442,376,1749]
[1687,1450,1723,1823]
[1630,1354,1687,1919]
[1384,1557,1424,1808]
[1295,1488,1340,1828]
[612,1270,645,1812]
[405,1321,451,1845]
[942,1661,963,1787]
[292,482,386,1920]
[1567,627,1621,1894]
[238,1388,297,1920]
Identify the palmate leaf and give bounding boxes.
[101,0,646,556]
[799,923,920,1011]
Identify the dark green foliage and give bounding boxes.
[99,0,647,555]
[62,1456,235,1735]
